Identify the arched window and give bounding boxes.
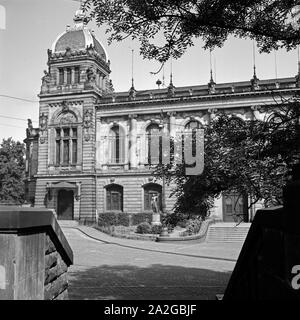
[228,116,245,127]
[223,193,248,222]
[184,120,201,131]
[143,183,162,212]
[106,184,123,211]
[108,125,125,164]
[184,120,202,157]
[146,123,161,165]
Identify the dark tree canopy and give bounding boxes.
[0,138,25,205]
[154,96,300,222]
[83,0,300,63]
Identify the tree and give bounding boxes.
[154,97,300,224]
[0,138,25,205]
[83,0,300,63]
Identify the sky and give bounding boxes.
[0,0,299,143]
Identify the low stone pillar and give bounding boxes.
[0,207,73,300]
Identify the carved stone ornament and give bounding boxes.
[61,101,69,113]
[59,113,76,124]
[83,109,93,128]
[39,113,48,131]
[84,132,90,141]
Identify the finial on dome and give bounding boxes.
[73,5,87,28]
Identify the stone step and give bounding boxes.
[206,223,251,243]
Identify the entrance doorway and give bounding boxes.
[223,193,248,223]
[57,189,74,220]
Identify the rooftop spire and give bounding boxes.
[129,47,136,100]
[251,41,259,90]
[208,49,216,94]
[167,58,175,97]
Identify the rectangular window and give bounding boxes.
[72,139,77,164]
[59,68,64,85]
[74,67,80,83]
[111,192,120,211]
[107,191,111,211]
[63,140,69,164]
[67,68,71,84]
[56,140,60,164]
[56,128,61,138]
[72,128,77,138]
[63,128,70,137]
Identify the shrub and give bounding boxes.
[162,211,190,228]
[136,222,152,234]
[185,218,202,235]
[132,212,153,225]
[98,212,118,226]
[151,224,162,235]
[117,212,130,226]
[176,220,188,228]
[98,212,130,227]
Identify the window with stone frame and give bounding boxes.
[106,184,123,211]
[146,123,162,165]
[58,68,64,85]
[55,127,78,165]
[143,183,162,211]
[108,125,125,164]
[184,120,202,158]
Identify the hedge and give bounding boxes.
[131,212,153,225]
[98,211,130,227]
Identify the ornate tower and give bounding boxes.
[34,9,112,221]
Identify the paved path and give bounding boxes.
[62,226,243,300]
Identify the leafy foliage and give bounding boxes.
[150,224,163,234]
[154,96,300,218]
[0,138,25,205]
[136,221,152,234]
[185,218,202,235]
[83,0,300,63]
[98,211,130,226]
[131,212,153,225]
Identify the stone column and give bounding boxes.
[95,114,102,169]
[129,114,138,169]
[63,69,67,85]
[71,67,75,84]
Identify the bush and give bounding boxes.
[151,224,162,235]
[176,220,188,228]
[185,218,202,235]
[136,222,152,234]
[98,212,118,226]
[162,211,190,228]
[132,212,153,225]
[117,212,130,226]
[98,212,130,227]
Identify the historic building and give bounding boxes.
[24,9,300,223]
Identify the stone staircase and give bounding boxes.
[206,222,251,243]
[58,220,79,228]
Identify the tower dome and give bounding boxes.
[51,9,108,62]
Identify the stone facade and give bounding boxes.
[24,9,300,223]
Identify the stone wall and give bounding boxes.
[44,235,69,300]
[0,207,73,300]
